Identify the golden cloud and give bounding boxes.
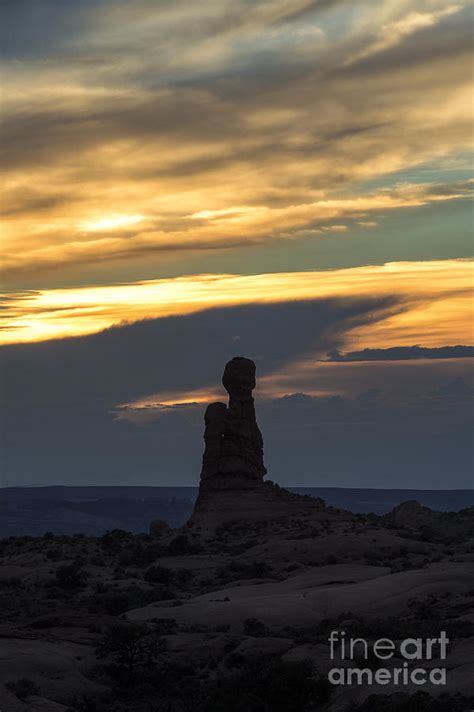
[1,1,472,287]
[1,259,472,348]
[347,4,463,64]
[2,181,471,280]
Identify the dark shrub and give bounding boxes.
[243,617,270,637]
[144,565,175,584]
[55,558,88,589]
[5,678,40,700]
[150,618,178,634]
[167,534,201,555]
[118,542,166,568]
[208,660,331,712]
[96,622,167,681]
[46,547,64,561]
[217,559,273,583]
[86,584,169,615]
[100,529,133,554]
[175,568,194,587]
[0,576,22,589]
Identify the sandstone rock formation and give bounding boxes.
[188,357,331,531]
[200,356,266,488]
[390,500,435,530]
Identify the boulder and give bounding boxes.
[391,500,434,529]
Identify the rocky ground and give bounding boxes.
[1,500,474,711]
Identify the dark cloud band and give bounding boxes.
[326,345,474,362]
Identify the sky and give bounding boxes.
[0,0,473,488]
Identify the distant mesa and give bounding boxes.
[188,357,328,531]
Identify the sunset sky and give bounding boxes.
[1,0,473,488]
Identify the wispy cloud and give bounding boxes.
[0,259,471,346]
[1,1,472,287]
[347,4,463,64]
[2,181,471,280]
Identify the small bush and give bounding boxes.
[167,534,201,556]
[243,617,270,637]
[0,576,22,589]
[100,529,133,555]
[208,660,332,712]
[86,584,169,615]
[217,559,273,583]
[55,558,88,589]
[118,542,166,568]
[96,622,167,681]
[46,547,64,561]
[144,564,175,584]
[5,677,40,700]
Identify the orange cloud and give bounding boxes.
[1,259,472,349]
[2,181,471,280]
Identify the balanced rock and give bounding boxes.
[201,356,266,488]
[188,357,331,531]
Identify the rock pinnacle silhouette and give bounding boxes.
[188,357,326,531]
[201,356,266,486]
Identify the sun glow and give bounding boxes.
[80,214,145,232]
